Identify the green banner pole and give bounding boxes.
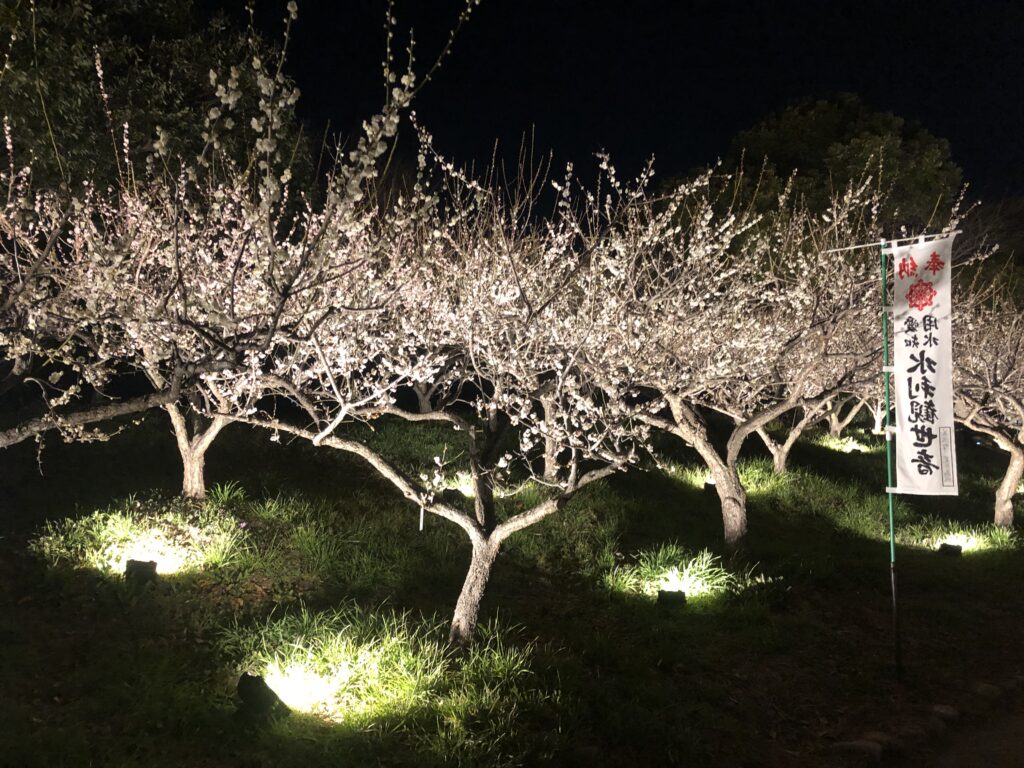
[880,239,903,682]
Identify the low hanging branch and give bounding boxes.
[0,379,181,449]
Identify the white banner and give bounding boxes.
[890,235,958,495]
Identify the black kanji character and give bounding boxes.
[912,449,939,475]
[907,350,937,375]
[910,424,937,447]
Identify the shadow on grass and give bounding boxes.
[2,416,1022,767]
[0,548,566,768]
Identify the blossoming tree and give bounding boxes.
[0,144,191,450]
[955,288,1024,526]
[201,146,640,643]
[586,172,886,543]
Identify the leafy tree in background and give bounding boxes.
[0,0,312,189]
[724,93,962,231]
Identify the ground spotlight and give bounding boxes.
[236,672,288,721]
[124,558,157,586]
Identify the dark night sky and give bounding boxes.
[243,0,1024,197]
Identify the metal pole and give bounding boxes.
[880,239,903,682]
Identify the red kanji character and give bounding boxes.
[905,279,936,311]
[924,251,945,274]
[897,254,918,279]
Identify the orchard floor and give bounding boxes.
[928,713,1024,768]
[0,414,1022,767]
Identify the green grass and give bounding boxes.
[216,605,558,765]
[1,415,1022,767]
[602,543,740,604]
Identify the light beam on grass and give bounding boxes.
[443,471,520,499]
[263,660,352,720]
[658,565,714,597]
[813,433,882,455]
[102,528,192,574]
[936,532,981,553]
[604,544,736,602]
[31,499,244,577]
[449,471,477,498]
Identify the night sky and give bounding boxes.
[245,0,1024,197]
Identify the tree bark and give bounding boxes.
[772,450,787,474]
[871,400,885,435]
[412,382,435,414]
[757,428,791,474]
[665,397,749,546]
[0,386,179,449]
[449,534,500,645]
[994,445,1024,528]
[181,448,207,499]
[166,404,228,500]
[708,458,748,545]
[540,393,559,482]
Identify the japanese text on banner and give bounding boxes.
[890,235,958,495]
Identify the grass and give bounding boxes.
[217,605,557,765]
[601,543,740,603]
[0,416,1022,767]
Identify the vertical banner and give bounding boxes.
[890,235,958,495]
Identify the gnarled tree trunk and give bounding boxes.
[757,428,791,474]
[166,404,228,500]
[540,393,559,482]
[449,533,500,645]
[412,381,436,414]
[756,407,816,474]
[666,397,749,546]
[871,400,886,435]
[827,397,865,438]
[707,457,748,544]
[994,445,1023,528]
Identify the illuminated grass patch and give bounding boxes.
[661,462,711,490]
[808,432,884,455]
[218,604,557,761]
[31,495,243,576]
[900,520,1018,553]
[738,459,1021,553]
[603,543,737,602]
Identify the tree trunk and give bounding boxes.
[994,446,1024,527]
[756,427,790,474]
[166,404,228,500]
[540,394,559,482]
[412,382,434,414]
[828,398,865,437]
[449,535,500,645]
[666,397,749,546]
[828,415,842,437]
[771,445,788,474]
[181,448,207,499]
[872,401,885,435]
[710,461,748,545]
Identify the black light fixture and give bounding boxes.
[657,589,687,607]
[236,672,289,721]
[937,543,962,557]
[124,559,157,586]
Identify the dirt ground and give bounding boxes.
[928,711,1024,767]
